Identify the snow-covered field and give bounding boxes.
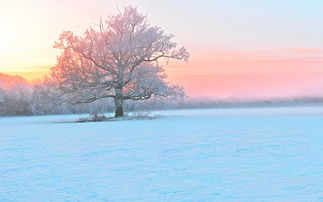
[1,107,323,201]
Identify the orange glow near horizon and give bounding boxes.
[0,65,51,81]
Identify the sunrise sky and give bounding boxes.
[1,0,323,99]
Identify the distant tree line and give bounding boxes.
[1,75,323,117]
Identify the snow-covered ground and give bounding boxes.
[1,107,323,201]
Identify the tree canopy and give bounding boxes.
[47,6,189,117]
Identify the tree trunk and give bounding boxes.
[114,87,124,117]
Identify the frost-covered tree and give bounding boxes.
[47,6,189,117]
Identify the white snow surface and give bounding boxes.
[1,107,323,201]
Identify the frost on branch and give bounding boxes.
[46,6,189,117]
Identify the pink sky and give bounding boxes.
[166,49,323,99]
[1,0,323,99]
